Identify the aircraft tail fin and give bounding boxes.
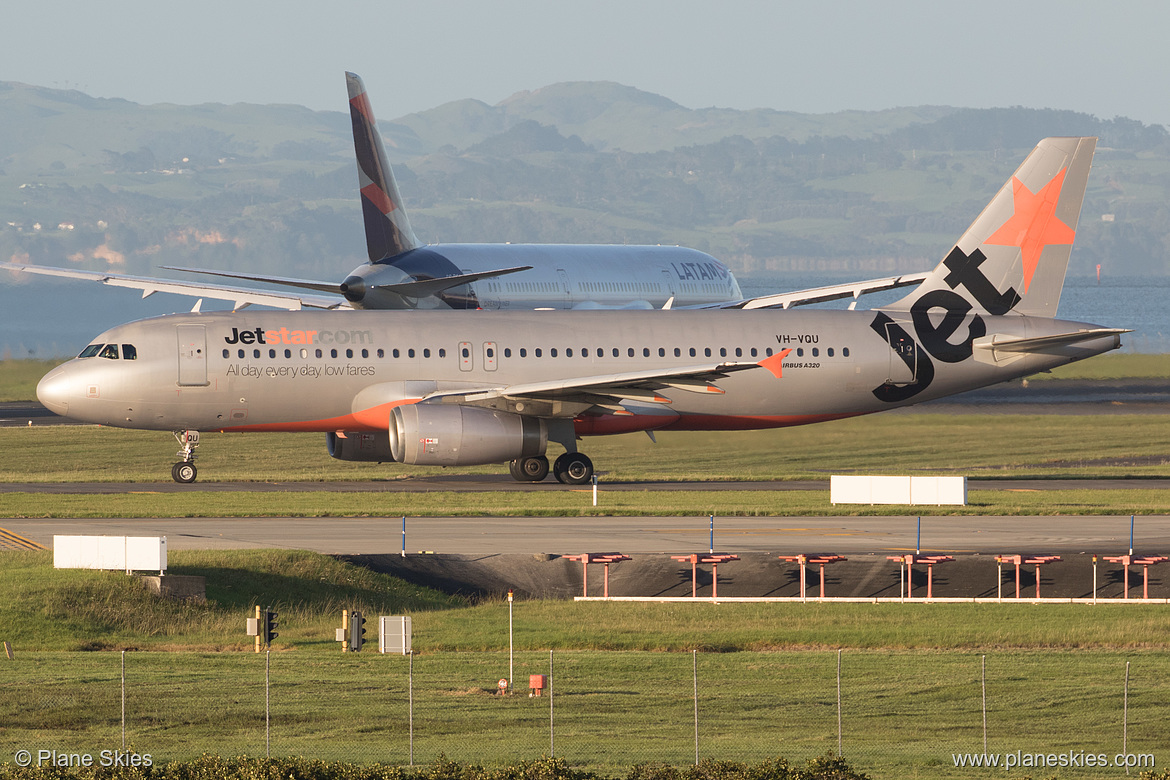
[347,71,421,262]
[887,137,1096,318]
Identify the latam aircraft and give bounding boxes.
[37,138,1125,484]
[1,72,924,312]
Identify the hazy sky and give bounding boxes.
[4,0,1169,126]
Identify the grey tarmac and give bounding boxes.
[4,514,1168,556]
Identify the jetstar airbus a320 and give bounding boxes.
[37,138,1126,484]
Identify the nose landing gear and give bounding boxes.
[171,430,200,483]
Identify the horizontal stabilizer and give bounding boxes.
[373,266,532,299]
[975,328,1131,353]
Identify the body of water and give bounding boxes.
[0,271,1165,359]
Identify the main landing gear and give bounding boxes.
[171,430,200,483]
[508,452,594,485]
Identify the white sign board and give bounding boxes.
[379,615,412,654]
[53,536,167,573]
[831,476,967,506]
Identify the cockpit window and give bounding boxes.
[98,344,119,360]
[78,344,103,358]
[122,344,138,360]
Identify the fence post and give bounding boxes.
[981,655,987,757]
[409,651,414,766]
[121,650,126,751]
[837,649,843,756]
[693,649,699,765]
[1123,661,1130,775]
[549,650,555,758]
[266,650,271,758]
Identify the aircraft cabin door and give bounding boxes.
[556,268,573,308]
[176,324,210,387]
[458,341,473,371]
[883,321,918,385]
[659,269,677,303]
[483,342,498,371]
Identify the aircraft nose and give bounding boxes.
[340,275,366,302]
[37,365,72,416]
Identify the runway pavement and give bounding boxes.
[3,514,1167,556]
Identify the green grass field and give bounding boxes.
[2,413,1170,485]
[1,550,1168,777]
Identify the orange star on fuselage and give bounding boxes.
[984,168,1075,292]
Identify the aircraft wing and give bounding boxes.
[685,272,930,310]
[1,262,349,311]
[423,360,770,413]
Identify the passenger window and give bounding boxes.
[735,348,742,357]
[253,349,260,358]
[423,349,430,358]
[300,348,309,358]
[316,349,323,358]
[99,344,119,359]
[827,348,834,357]
[347,348,355,358]
[766,348,773,357]
[551,348,558,357]
[843,347,850,357]
[462,347,470,358]
[720,348,726,357]
[658,348,665,357]
[222,349,230,359]
[377,348,384,358]
[704,348,711,357]
[332,349,339,358]
[79,344,103,358]
[520,348,527,358]
[486,347,494,358]
[612,348,619,358]
[643,348,650,357]
[674,348,681,357]
[750,348,758,357]
[504,348,512,358]
[689,348,696,357]
[122,344,137,360]
[581,348,588,357]
[269,349,276,358]
[238,349,245,358]
[284,349,292,358]
[408,349,415,358]
[361,349,369,358]
[535,348,542,357]
[797,348,804,357]
[812,348,819,357]
[627,348,634,357]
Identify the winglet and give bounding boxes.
[756,348,793,378]
[347,72,420,261]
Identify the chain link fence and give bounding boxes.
[1,649,1164,777]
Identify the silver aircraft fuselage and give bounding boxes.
[38,307,1120,436]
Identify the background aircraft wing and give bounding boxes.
[1,262,348,310]
[684,272,929,310]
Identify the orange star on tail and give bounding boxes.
[984,168,1076,292]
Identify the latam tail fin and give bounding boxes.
[346,71,421,262]
[887,137,1096,319]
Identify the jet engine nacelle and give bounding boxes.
[326,431,398,462]
[390,404,547,466]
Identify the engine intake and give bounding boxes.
[391,404,547,466]
[326,431,398,462]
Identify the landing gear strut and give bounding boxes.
[172,430,200,483]
[553,452,593,485]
